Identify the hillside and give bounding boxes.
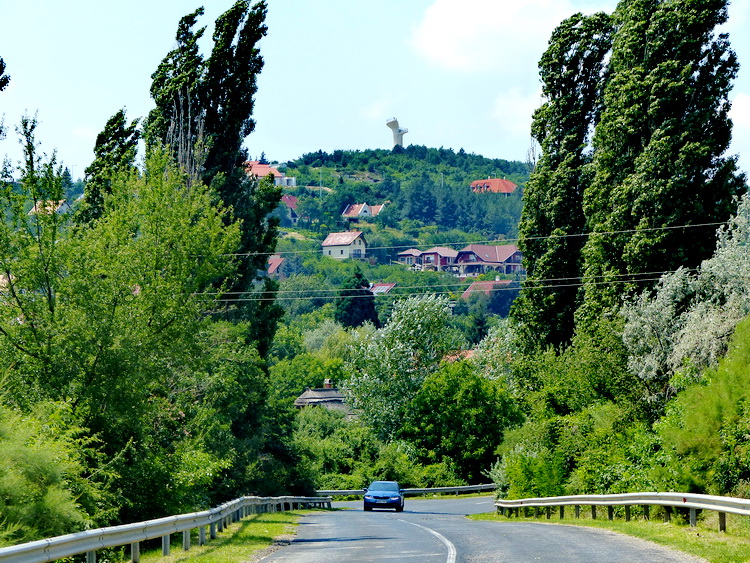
[271,146,528,244]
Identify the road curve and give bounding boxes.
[257,496,704,562]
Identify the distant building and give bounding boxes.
[470,178,517,196]
[28,200,72,215]
[460,279,513,301]
[246,160,297,187]
[280,194,300,225]
[267,254,285,278]
[419,246,459,272]
[370,282,396,295]
[396,248,422,267]
[341,202,386,222]
[455,244,523,276]
[321,231,367,260]
[294,379,354,417]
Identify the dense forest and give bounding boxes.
[2,0,750,552]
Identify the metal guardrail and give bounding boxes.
[0,495,331,563]
[495,492,750,531]
[316,483,496,496]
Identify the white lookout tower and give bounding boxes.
[386,118,408,148]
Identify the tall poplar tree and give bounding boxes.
[79,109,140,223]
[144,1,282,348]
[512,13,613,350]
[577,0,746,326]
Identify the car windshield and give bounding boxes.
[369,481,399,491]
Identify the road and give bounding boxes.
[258,496,704,562]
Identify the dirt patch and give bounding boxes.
[245,533,296,562]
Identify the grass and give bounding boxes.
[137,510,317,563]
[469,506,750,563]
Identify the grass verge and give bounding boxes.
[137,510,317,563]
[469,507,750,562]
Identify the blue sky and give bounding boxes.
[1,0,749,179]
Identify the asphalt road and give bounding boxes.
[258,496,704,562]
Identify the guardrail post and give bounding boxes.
[625,505,631,522]
[608,506,614,521]
[664,506,671,523]
[86,550,96,563]
[719,512,726,532]
[534,507,539,518]
[591,506,597,520]
[575,505,580,519]
[183,529,190,551]
[131,542,140,563]
[162,535,171,556]
[210,522,217,539]
[559,506,564,520]
[690,508,696,527]
[643,505,650,520]
[546,507,551,520]
[199,525,206,546]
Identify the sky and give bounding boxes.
[1,0,749,180]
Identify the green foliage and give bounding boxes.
[400,361,521,483]
[0,402,114,545]
[578,0,745,324]
[513,12,613,351]
[343,294,464,440]
[333,268,379,328]
[658,316,750,495]
[78,108,140,223]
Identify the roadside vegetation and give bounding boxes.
[2,0,750,558]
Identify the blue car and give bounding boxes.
[363,480,404,512]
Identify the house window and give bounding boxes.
[341,250,344,255]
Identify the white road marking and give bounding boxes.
[399,519,457,563]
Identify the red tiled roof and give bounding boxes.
[246,160,282,178]
[370,204,385,216]
[342,203,365,217]
[370,282,396,294]
[422,246,459,258]
[322,231,365,246]
[397,248,423,257]
[281,194,298,210]
[460,279,512,301]
[470,178,517,194]
[267,255,284,274]
[458,244,519,263]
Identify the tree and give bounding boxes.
[145,2,281,346]
[400,361,520,482]
[78,109,140,223]
[334,268,379,328]
[0,56,8,139]
[511,12,613,350]
[342,294,464,440]
[578,0,746,325]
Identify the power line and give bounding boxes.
[223,221,726,258]
[207,268,695,303]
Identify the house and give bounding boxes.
[370,282,395,295]
[294,379,352,416]
[321,231,367,260]
[246,160,297,187]
[267,254,285,278]
[470,177,517,196]
[396,248,422,267]
[460,279,513,301]
[280,194,299,225]
[455,244,523,277]
[28,200,72,215]
[419,246,458,272]
[341,202,386,222]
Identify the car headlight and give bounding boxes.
[390,496,400,500]
[364,495,373,500]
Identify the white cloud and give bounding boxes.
[409,0,575,73]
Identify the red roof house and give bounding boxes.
[456,244,523,276]
[321,231,367,260]
[470,178,517,195]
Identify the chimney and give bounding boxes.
[324,378,333,389]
